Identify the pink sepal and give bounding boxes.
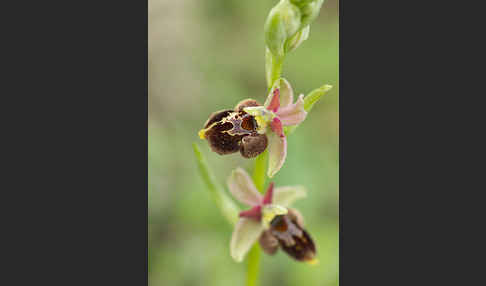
[239,205,262,221]
[262,182,274,205]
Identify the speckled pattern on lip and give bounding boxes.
[199,100,269,158]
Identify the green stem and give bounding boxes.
[246,41,283,286]
[246,150,268,286]
[265,47,284,89]
[246,44,283,286]
[252,150,268,191]
[246,244,261,286]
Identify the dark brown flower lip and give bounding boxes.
[267,214,317,263]
[199,99,268,158]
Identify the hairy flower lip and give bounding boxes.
[199,104,268,158]
[269,213,317,263]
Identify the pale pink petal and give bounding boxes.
[273,186,307,207]
[276,94,307,126]
[230,218,264,262]
[262,182,274,205]
[276,94,305,116]
[279,78,294,108]
[227,168,262,206]
[266,88,280,112]
[267,131,287,178]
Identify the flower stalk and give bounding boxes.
[265,47,283,90]
[246,235,261,286]
[246,148,268,286]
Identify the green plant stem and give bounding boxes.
[252,150,268,192]
[265,48,283,89]
[247,41,282,286]
[246,150,268,286]
[246,244,261,286]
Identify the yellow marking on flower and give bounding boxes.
[254,115,268,134]
[243,106,275,134]
[306,258,319,266]
[262,204,288,229]
[198,129,206,139]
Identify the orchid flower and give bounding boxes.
[243,78,307,178]
[228,168,316,263]
[198,100,268,159]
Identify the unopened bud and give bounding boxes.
[296,0,325,28]
[265,0,325,57]
[285,25,310,53]
[265,0,302,58]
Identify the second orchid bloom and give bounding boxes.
[199,78,307,178]
[227,168,316,264]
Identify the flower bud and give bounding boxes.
[285,25,309,53]
[295,0,325,28]
[289,0,316,5]
[265,0,324,58]
[265,0,302,58]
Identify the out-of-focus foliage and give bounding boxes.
[149,0,338,285]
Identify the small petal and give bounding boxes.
[278,78,294,108]
[239,205,262,221]
[273,186,307,207]
[276,94,307,126]
[262,182,274,205]
[270,117,284,138]
[227,168,263,206]
[267,130,287,178]
[230,218,265,262]
[266,88,280,112]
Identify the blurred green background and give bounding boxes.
[149,0,338,285]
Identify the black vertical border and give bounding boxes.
[339,0,480,285]
[3,0,149,284]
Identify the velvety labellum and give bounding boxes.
[269,214,316,262]
[200,100,268,158]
